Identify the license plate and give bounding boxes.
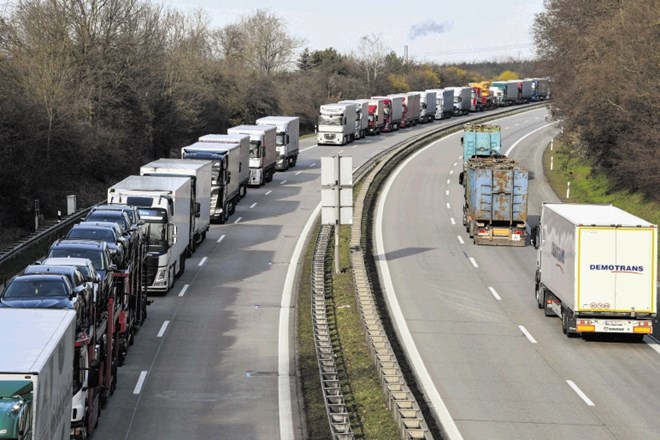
[493,228,510,237]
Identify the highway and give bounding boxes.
[93,110,489,439]
[374,108,660,439]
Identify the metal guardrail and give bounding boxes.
[311,224,355,439]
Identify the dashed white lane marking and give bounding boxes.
[300,145,317,153]
[446,179,451,185]
[446,203,451,209]
[445,190,449,196]
[217,234,225,244]
[469,257,479,268]
[338,150,344,154]
[157,320,170,338]
[133,371,148,394]
[459,155,463,160]
[352,144,358,148]
[265,190,272,195]
[453,161,457,167]
[309,163,315,167]
[567,380,595,406]
[234,217,242,224]
[449,170,454,175]
[488,286,502,301]
[519,325,537,343]
[280,180,287,185]
[178,284,189,297]
[450,218,456,225]
[457,236,464,244]
[296,171,302,175]
[250,202,257,209]
[198,257,208,267]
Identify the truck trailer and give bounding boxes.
[428,89,453,119]
[418,91,437,123]
[108,175,193,293]
[459,123,503,185]
[338,100,369,139]
[228,125,277,185]
[462,157,529,246]
[182,134,250,223]
[445,87,472,115]
[371,96,398,132]
[533,203,657,339]
[141,159,211,247]
[255,116,300,171]
[405,92,421,125]
[0,308,76,440]
[385,95,403,130]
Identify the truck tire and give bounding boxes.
[535,283,544,309]
[176,254,185,278]
[228,199,235,215]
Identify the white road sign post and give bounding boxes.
[321,156,353,274]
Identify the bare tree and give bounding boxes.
[354,34,388,93]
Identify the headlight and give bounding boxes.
[155,269,167,282]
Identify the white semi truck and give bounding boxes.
[108,175,193,293]
[337,99,369,139]
[317,103,357,145]
[533,203,657,339]
[141,159,211,248]
[445,86,472,115]
[0,308,76,440]
[227,125,277,186]
[405,92,421,126]
[182,134,250,223]
[255,116,300,171]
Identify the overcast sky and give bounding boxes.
[164,0,546,64]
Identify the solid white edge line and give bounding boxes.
[217,234,226,244]
[376,139,464,440]
[198,257,207,267]
[488,287,502,301]
[279,202,322,440]
[505,122,559,156]
[133,371,148,394]
[469,257,479,268]
[566,380,595,406]
[157,320,170,338]
[234,217,242,224]
[178,284,189,297]
[265,190,272,195]
[457,236,464,245]
[518,325,537,343]
[450,218,456,225]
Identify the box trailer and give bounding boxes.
[0,309,76,440]
[419,91,437,123]
[338,100,369,139]
[533,203,657,339]
[256,116,300,171]
[367,98,385,135]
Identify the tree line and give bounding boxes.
[533,0,659,201]
[0,0,545,244]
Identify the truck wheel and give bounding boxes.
[535,283,544,309]
[176,255,185,278]
[228,200,235,215]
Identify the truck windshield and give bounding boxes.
[249,141,262,159]
[318,115,342,126]
[2,277,68,298]
[137,208,168,245]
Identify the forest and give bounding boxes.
[0,0,656,245]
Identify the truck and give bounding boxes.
[462,157,529,246]
[491,81,520,105]
[141,158,211,246]
[532,203,657,339]
[445,87,472,115]
[428,89,453,119]
[227,125,277,185]
[418,91,437,123]
[371,96,398,132]
[0,308,76,440]
[405,92,421,126]
[337,100,369,139]
[367,98,385,135]
[385,95,403,130]
[520,79,534,102]
[459,123,502,185]
[316,103,357,145]
[182,134,249,223]
[108,175,193,293]
[255,116,300,171]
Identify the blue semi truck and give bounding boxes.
[459,123,502,185]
